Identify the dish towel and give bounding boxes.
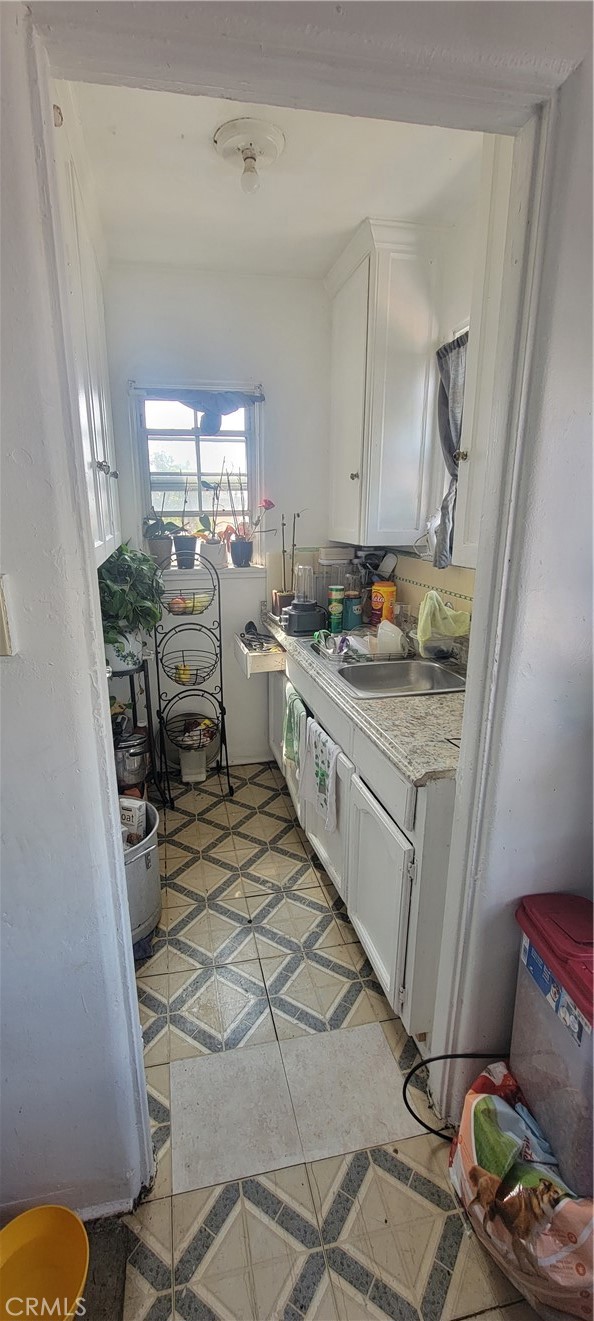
[301,717,339,833]
[283,684,306,770]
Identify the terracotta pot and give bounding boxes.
[147,535,172,570]
[230,538,253,568]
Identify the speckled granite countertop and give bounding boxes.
[264,615,464,788]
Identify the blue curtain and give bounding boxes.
[144,387,264,436]
[434,333,468,568]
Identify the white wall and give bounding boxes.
[433,54,593,1115]
[0,5,151,1219]
[105,263,331,550]
[439,211,477,340]
[104,262,329,762]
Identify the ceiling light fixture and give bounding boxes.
[214,118,285,195]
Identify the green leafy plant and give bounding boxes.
[98,542,165,644]
[143,512,180,539]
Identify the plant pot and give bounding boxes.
[174,534,197,569]
[199,538,228,570]
[230,538,253,568]
[105,628,144,671]
[146,535,172,570]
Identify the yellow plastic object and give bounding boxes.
[417,589,470,656]
[0,1205,89,1320]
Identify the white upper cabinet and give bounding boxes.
[452,136,513,569]
[53,104,121,566]
[328,256,370,543]
[326,220,440,547]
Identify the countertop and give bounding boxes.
[264,615,464,788]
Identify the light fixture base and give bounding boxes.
[214,118,285,171]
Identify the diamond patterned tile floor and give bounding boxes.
[124,762,535,1321]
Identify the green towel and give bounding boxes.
[282,686,305,766]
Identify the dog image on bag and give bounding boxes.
[449,1062,593,1321]
[468,1164,564,1276]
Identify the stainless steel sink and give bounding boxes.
[336,658,465,698]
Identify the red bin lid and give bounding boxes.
[516,893,593,1023]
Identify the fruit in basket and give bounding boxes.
[179,716,217,748]
[175,662,192,685]
[169,596,189,614]
[190,593,210,614]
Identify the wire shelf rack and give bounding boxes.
[153,558,232,802]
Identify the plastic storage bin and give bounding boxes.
[510,893,593,1196]
[124,802,161,942]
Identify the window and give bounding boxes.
[138,393,259,539]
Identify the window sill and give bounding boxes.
[162,565,266,578]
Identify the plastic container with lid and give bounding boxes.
[510,892,593,1195]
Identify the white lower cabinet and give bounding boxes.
[269,656,456,1037]
[346,775,414,1004]
[304,752,353,902]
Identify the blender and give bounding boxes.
[280,564,326,635]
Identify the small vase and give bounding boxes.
[147,536,172,570]
[105,629,144,671]
[174,534,197,569]
[230,538,253,568]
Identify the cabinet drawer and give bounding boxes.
[234,633,286,677]
[352,729,416,833]
[285,657,352,753]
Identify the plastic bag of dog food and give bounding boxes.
[449,1062,593,1320]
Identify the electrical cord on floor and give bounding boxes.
[402,1051,508,1142]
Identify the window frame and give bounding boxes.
[131,382,263,559]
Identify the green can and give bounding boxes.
[328,584,345,634]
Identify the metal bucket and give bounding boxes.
[124,802,161,942]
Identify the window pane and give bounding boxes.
[200,440,246,479]
[148,438,196,474]
[150,474,200,512]
[144,399,195,429]
[220,408,245,431]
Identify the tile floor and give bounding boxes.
[125,762,536,1321]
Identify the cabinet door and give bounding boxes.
[55,141,120,565]
[305,752,353,901]
[328,256,370,543]
[363,246,439,545]
[347,774,413,1002]
[452,136,513,568]
[268,671,286,772]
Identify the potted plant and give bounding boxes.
[198,471,228,568]
[99,542,165,669]
[173,479,197,569]
[227,467,275,567]
[143,504,180,570]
